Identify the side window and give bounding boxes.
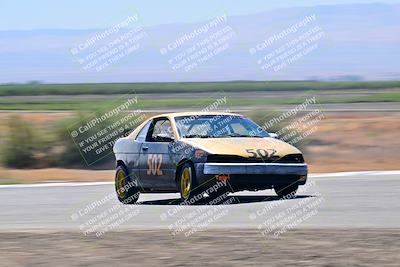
[147,119,174,142]
[135,121,151,142]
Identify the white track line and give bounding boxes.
[0,170,399,189]
[310,170,400,177]
[0,181,113,188]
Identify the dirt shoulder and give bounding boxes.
[0,168,113,184]
[0,229,399,266]
[305,112,400,173]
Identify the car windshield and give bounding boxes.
[175,115,269,138]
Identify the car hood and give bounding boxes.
[180,137,301,157]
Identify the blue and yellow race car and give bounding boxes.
[113,112,307,204]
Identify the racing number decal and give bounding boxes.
[246,148,277,159]
[147,154,163,175]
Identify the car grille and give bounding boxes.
[207,154,304,163]
[277,154,304,163]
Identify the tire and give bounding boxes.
[115,165,140,204]
[177,162,202,203]
[274,183,298,198]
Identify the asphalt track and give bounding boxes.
[0,171,399,231]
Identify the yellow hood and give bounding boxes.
[181,137,301,157]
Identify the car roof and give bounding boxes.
[151,111,242,119]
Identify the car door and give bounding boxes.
[139,117,176,190]
[125,120,151,190]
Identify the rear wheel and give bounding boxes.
[274,184,298,198]
[115,165,140,204]
[177,163,201,203]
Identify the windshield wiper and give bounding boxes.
[182,134,210,138]
[225,133,265,138]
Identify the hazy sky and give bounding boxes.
[0,0,399,30]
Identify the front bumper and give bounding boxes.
[195,162,308,191]
[203,163,308,176]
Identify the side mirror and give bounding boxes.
[155,133,174,142]
[269,133,279,139]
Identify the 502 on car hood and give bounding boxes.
[180,137,301,158]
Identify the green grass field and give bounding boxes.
[1,92,399,110]
[1,81,400,96]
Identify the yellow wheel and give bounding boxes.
[180,167,192,200]
[116,168,127,199]
[115,165,140,204]
[178,163,201,202]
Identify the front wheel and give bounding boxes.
[274,184,298,198]
[177,163,202,203]
[115,165,140,204]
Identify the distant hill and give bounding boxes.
[0,3,399,83]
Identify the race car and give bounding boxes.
[113,112,308,204]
